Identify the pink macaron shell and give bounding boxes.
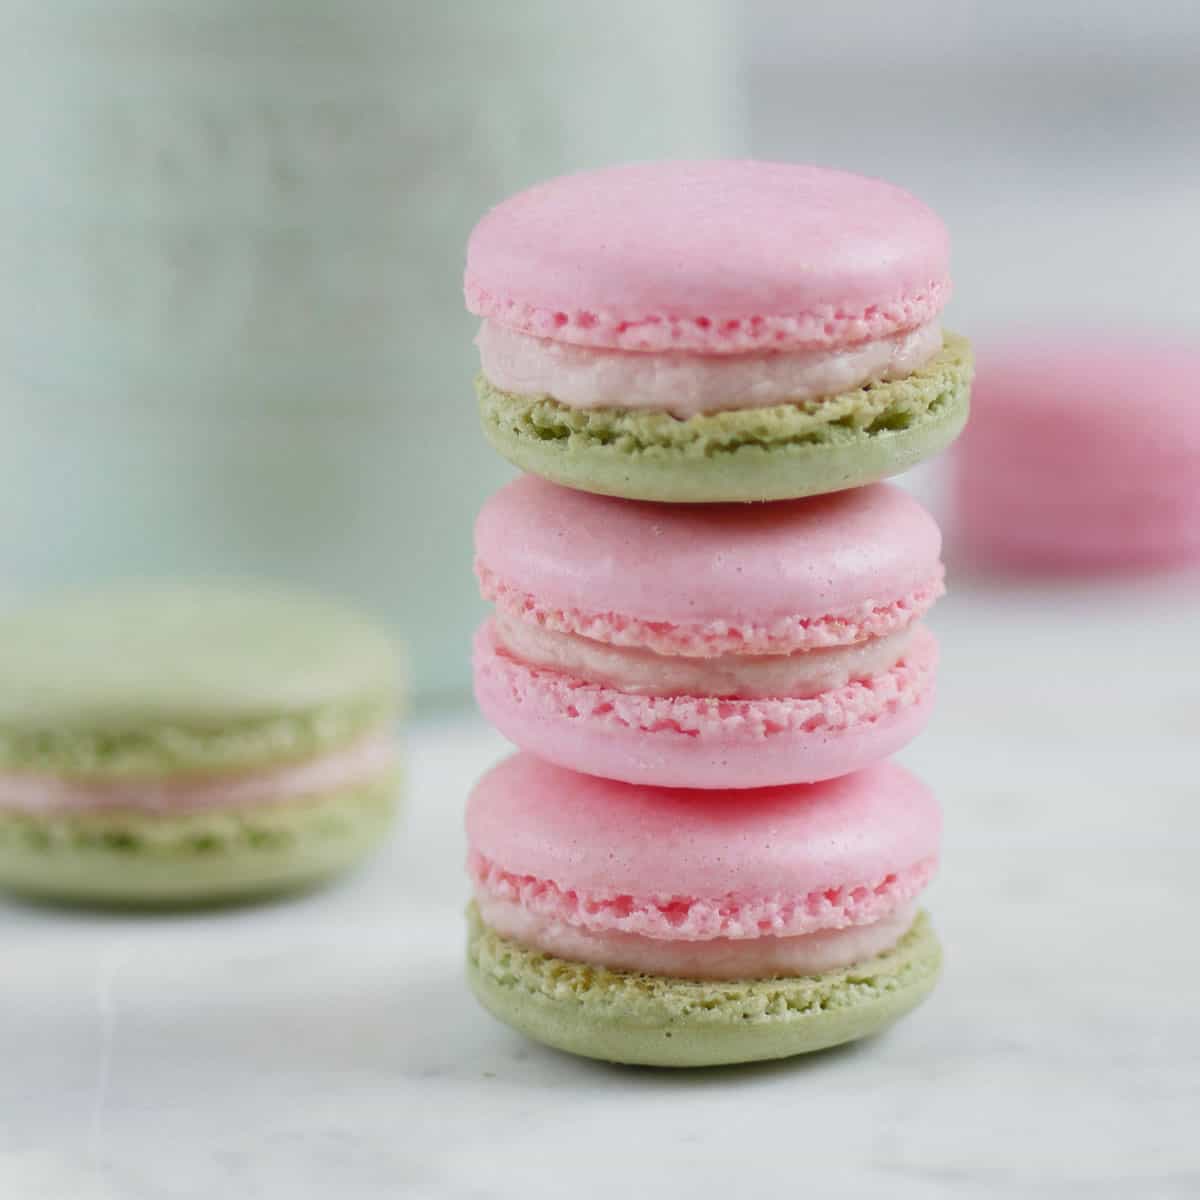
[470,849,933,942]
[473,622,937,789]
[955,483,1200,570]
[953,334,1200,569]
[465,161,950,353]
[479,562,945,657]
[961,336,1200,459]
[465,753,940,903]
[474,476,944,642]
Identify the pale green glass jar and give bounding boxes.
[0,1,742,705]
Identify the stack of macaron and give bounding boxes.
[463,161,971,1066]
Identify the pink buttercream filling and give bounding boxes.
[491,610,914,700]
[474,622,937,739]
[477,319,943,417]
[469,850,936,941]
[477,563,945,657]
[0,731,397,815]
[477,892,919,980]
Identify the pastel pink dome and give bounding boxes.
[475,475,944,652]
[953,333,1200,569]
[465,160,951,353]
[466,754,940,941]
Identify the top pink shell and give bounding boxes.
[467,754,940,901]
[961,334,1200,461]
[475,476,944,653]
[465,160,951,354]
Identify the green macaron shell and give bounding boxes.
[478,332,972,503]
[466,905,942,1068]
[0,774,397,905]
[0,582,399,778]
[0,701,393,782]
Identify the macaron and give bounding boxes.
[474,475,943,788]
[466,754,942,1068]
[952,333,1200,570]
[466,160,972,503]
[0,582,401,905]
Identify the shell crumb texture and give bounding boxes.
[476,564,946,657]
[469,850,937,940]
[474,625,937,741]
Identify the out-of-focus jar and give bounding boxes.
[0,1,742,702]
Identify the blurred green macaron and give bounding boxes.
[0,581,401,906]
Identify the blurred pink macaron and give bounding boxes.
[951,334,1200,570]
[473,475,944,789]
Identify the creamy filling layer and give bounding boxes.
[491,611,913,699]
[477,319,944,418]
[0,731,397,815]
[476,891,919,980]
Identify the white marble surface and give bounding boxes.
[3,567,1199,1198]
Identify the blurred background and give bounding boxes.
[1,0,1196,707]
[3,5,1199,1195]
